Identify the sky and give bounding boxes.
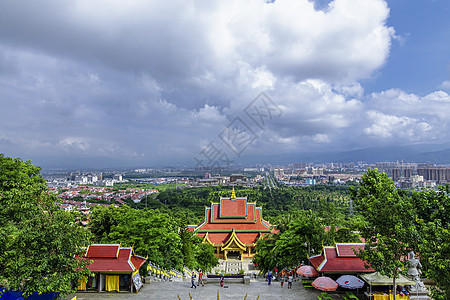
[0,0,449,168]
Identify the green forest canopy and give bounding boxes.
[1,154,448,299]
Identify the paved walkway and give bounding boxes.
[63,278,356,300]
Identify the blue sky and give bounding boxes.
[0,0,449,168]
[366,0,449,95]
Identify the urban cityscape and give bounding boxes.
[1,0,449,300]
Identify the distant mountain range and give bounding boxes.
[239,143,450,166]
[30,142,450,171]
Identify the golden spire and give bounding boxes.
[231,187,236,199]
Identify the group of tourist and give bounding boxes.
[190,271,205,289]
[266,269,295,289]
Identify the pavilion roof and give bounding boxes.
[310,243,374,274]
[84,244,146,273]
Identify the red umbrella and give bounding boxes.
[312,276,338,291]
[296,265,319,277]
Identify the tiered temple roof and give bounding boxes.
[188,189,277,259]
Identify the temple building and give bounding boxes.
[188,189,278,260]
[78,244,146,293]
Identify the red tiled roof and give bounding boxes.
[201,232,271,246]
[130,255,146,270]
[336,243,364,257]
[86,244,120,258]
[235,232,261,245]
[310,244,374,274]
[211,203,256,223]
[198,207,272,231]
[84,245,146,273]
[220,198,247,218]
[309,254,324,270]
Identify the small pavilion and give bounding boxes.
[309,243,375,275]
[188,189,277,260]
[78,244,146,293]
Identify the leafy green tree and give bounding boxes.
[349,169,418,300]
[179,227,196,269]
[90,206,184,270]
[193,238,219,272]
[412,184,450,299]
[0,154,91,299]
[252,233,279,273]
[253,210,324,273]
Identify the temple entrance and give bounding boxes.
[227,250,241,260]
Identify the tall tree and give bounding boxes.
[90,205,184,270]
[193,237,219,272]
[0,154,91,299]
[349,169,418,300]
[253,210,324,273]
[412,184,450,299]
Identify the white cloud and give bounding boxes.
[0,0,447,166]
[438,80,450,91]
[364,111,432,140]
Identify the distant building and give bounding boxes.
[417,167,449,183]
[230,174,245,182]
[305,178,316,185]
[113,174,123,181]
[273,168,284,177]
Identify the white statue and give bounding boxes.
[407,251,426,292]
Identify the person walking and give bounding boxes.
[267,271,272,286]
[288,273,293,289]
[198,270,204,287]
[191,273,197,289]
[220,273,224,287]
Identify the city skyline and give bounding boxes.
[0,0,449,168]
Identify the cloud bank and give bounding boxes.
[0,0,448,167]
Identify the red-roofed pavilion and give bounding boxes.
[79,244,146,293]
[188,189,278,260]
[309,243,374,275]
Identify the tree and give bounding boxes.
[349,169,418,300]
[252,233,279,273]
[90,205,185,270]
[0,154,91,299]
[193,238,219,272]
[179,226,196,269]
[412,184,450,299]
[252,210,325,273]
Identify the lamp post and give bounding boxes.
[304,241,310,258]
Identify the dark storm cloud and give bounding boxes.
[0,0,447,167]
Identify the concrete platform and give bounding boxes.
[63,279,359,300]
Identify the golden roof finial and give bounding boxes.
[231,187,236,199]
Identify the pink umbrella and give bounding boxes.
[312,276,339,291]
[297,265,319,277]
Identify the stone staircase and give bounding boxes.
[225,261,242,273]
